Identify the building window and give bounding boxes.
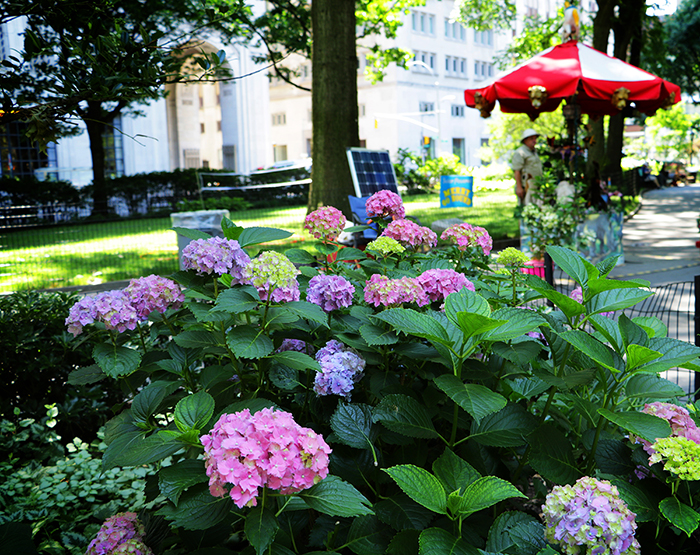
[474,29,493,46]
[222,145,236,170]
[272,113,287,126]
[200,123,205,133]
[473,61,493,80]
[183,148,200,169]
[445,56,467,77]
[451,105,465,117]
[444,19,467,41]
[419,101,435,113]
[453,138,465,164]
[412,51,436,72]
[359,104,366,117]
[412,11,435,36]
[273,144,288,162]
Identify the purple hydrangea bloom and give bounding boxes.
[276,339,312,354]
[314,340,366,399]
[363,274,429,308]
[542,477,640,555]
[182,236,250,279]
[124,274,185,319]
[85,512,149,555]
[306,274,355,312]
[65,290,139,337]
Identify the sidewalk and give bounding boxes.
[608,184,700,287]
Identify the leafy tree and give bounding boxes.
[662,0,700,99]
[627,102,700,163]
[1,0,248,214]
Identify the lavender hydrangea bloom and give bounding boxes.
[182,236,250,279]
[306,274,355,312]
[542,477,640,555]
[85,512,149,555]
[276,338,312,354]
[65,290,139,337]
[314,340,366,399]
[363,274,429,308]
[124,275,185,319]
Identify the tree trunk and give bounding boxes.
[84,101,109,216]
[308,0,360,218]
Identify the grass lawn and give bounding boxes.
[0,188,519,292]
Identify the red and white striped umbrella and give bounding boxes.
[464,40,681,120]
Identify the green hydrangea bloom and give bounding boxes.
[366,236,405,256]
[649,436,700,480]
[497,247,530,267]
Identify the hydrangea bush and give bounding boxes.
[69,198,700,554]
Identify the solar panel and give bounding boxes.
[346,148,400,197]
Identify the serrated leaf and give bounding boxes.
[331,403,375,449]
[245,506,279,555]
[469,404,538,447]
[638,337,700,374]
[67,364,105,385]
[383,465,447,514]
[102,431,181,470]
[227,326,273,359]
[221,216,243,240]
[492,340,542,365]
[268,364,301,390]
[387,529,420,555]
[158,459,208,505]
[598,408,671,443]
[587,276,649,297]
[434,374,506,422]
[587,288,654,315]
[527,423,580,485]
[444,288,491,317]
[611,480,658,522]
[285,247,318,265]
[418,527,479,555]
[659,497,700,536]
[237,226,292,247]
[523,277,585,319]
[373,309,451,346]
[452,312,507,339]
[432,449,480,495]
[505,377,549,400]
[300,475,373,517]
[215,287,260,313]
[631,316,667,338]
[485,307,547,342]
[174,391,215,432]
[546,245,595,287]
[93,343,141,378]
[284,301,330,328]
[558,330,616,370]
[459,476,526,516]
[156,484,232,530]
[359,323,399,346]
[267,350,320,371]
[375,494,435,531]
[486,511,539,553]
[508,520,548,554]
[132,381,180,428]
[626,344,663,371]
[595,439,634,475]
[336,247,367,261]
[174,330,221,349]
[588,314,623,353]
[618,313,649,350]
[345,515,391,555]
[372,394,439,439]
[625,374,684,400]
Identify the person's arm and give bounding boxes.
[514,169,526,202]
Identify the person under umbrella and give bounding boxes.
[511,128,543,206]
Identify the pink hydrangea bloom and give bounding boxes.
[304,206,347,242]
[182,236,250,279]
[543,477,640,555]
[363,274,429,308]
[570,286,614,318]
[306,274,355,312]
[635,402,700,461]
[65,290,139,336]
[314,340,366,398]
[440,223,493,255]
[200,408,332,508]
[416,269,474,303]
[382,219,437,250]
[124,275,185,320]
[365,190,406,220]
[86,512,149,555]
[242,251,300,303]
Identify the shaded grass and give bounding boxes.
[0,189,520,292]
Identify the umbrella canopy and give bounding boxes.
[464,40,681,120]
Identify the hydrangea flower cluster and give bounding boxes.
[201,408,331,508]
[314,340,366,398]
[276,338,312,354]
[648,436,700,480]
[542,477,640,555]
[366,236,405,257]
[124,275,185,320]
[304,206,347,242]
[634,402,700,460]
[497,247,530,267]
[242,251,300,303]
[66,290,139,337]
[440,223,493,256]
[364,274,429,308]
[416,269,474,303]
[365,190,406,220]
[86,512,152,555]
[306,274,355,312]
[182,236,250,279]
[381,219,437,250]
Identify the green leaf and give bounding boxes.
[432,449,480,495]
[631,316,667,338]
[625,374,685,400]
[158,459,208,505]
[587,276,649,297]
[267,350,320,371]
[484,307,547,342]
[336,247,367,261]
[546,245,596,287]
[157,484,233,530]
[174,330,221,349]
[93,343,141,378]
[596,254,620,278]
[598,409,671,443]
[67,364,105,385]
[300,475,374,517]
[626,345,663,371]
[595,439,634,475]
[619,313,649,349]
[0,522,37,555]
[587,288,654,315]
[638,337,700,374]
[373,309,451,346]
[458,476,526,516]
[659,497,700,536]
[285,247,318,265]
[219,398,276,416]
[507,520,548,554]
[588,314,623,353]
[486,511,539,553]
[221,216,243,240]
[527,423,580,485]
[284,301,330,328]
[359,323,399,346]
[383,465,447,515]
[102,431,181,470]
[611,480,658,522]
[372,394,439,439]
[492,340,542,365]
[226,326,273,359]
[558,330,617,370]
[469,404,538,447]
[269,364,301,390]
[237,226,292,247]
[245,507,279,555]
[434,374,507,422]
[451,313,507,339]
[172,226,211,240]
[174,391,215,432]
[505,377,549,400]
[523,277,586,319]
[387,530,420,555]
[375,494,435,531]
[418,528,479,555]
[215,287,260,313]
[345,515,391,555]
[331,403,375,449]
[444,288,491,317]
[132,381,181,428]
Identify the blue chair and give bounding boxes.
[347,195,378,245]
